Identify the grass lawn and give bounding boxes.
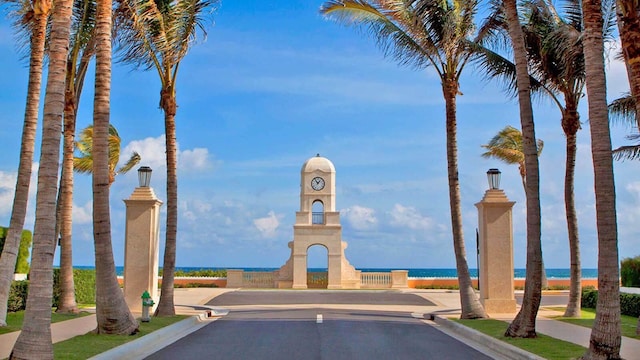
[454,318,586,360]
[53,315,187,360]
[0,311,93,335]
[548,307,640,339]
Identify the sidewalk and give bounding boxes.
[1,288,639,359]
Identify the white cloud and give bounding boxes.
[342,205,377,230]
[253,211,281,238]
[72,201,93,224]
[388,204,435,230]
[121,135,214,173]
[121,136,167,170]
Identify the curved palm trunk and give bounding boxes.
[156,88,178,316]
[562,107,581,318]
[580,0,622,358]
[10,0,72,357]
[0,1,48,327]
[92,0,138,335]
[56,85,78,313]
[443,79,487,319]
[616,0,640,130]
[503,0,542,338]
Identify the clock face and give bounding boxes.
[311,176,325,191]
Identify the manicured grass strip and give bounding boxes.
[53,315,187,360]
[549,307,640,339]
[0,311,93,335]
[454,318,586,360]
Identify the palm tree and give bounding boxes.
[500,0,543,338]
[481,125,549,292]
[481,125,544,189]
[74,124,141,184]
[114,0,216,316]
[0,0,50,327]
[321,0,487,319]
[89,0,139,335]
[56,0,99,314]
[580,0,622,357]
[9,0,73,357]
[616,0,640,129]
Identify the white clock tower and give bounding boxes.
[276,154,359,289]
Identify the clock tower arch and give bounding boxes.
[277,154,359,289]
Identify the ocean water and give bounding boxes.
[76,266,598,279]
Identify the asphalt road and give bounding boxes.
[144,291,492,360]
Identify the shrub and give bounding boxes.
[53,268,96,307]
[174,282,219,288]
[8,280,29,312]
[169,268,227,277]
[0,227,33,274]
[621,256,640,287]
[581,289,640,317]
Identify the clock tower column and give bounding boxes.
[277,154,359,289]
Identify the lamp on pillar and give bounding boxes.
[138,166,152,187]
[486,168,501,190]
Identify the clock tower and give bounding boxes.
[276,154,359,289]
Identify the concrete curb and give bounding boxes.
[432,315,545,360]
[89,312,216,360]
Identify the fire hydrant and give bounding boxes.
[141,291,154,322]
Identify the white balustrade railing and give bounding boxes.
[360,272,392,288]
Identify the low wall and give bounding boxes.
[117,276,598,289]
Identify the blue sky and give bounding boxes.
[0,0,638,270]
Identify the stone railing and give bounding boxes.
[226,269,408,289]
[227,269,276,288]
[360,270,409,289]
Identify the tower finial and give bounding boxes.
[316,153,320,157]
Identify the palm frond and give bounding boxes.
[613,142,640,161]
[608,93,637,127]
[117,152,142,174]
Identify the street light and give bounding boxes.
[138,166,152,187]
[487,168,501,190]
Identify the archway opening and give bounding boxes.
[312,200,324,224]
[307,244,328,288]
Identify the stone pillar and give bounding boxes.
[475,189,516,314]
[292,252,308,289]
[391,270,409,289]
[123,186,162,314]
[226,269,244,288]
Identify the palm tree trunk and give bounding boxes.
[0,1,48,328]
[56,83,78,314]
[503,0,542,338]
[562,107,581,318]
[9,0,71,357]
[92,0,138,335]
[443,78,487,319]
[616,0,640,130]
[580,0,622,358]
[156,88,178,316]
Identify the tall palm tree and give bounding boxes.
[0,0,50,327]
[321,0,487,319]
[114,0,216,316]
[481,125,549,292]
[580,0,622,357]
[501,0,543,338]
[616,0,640,129]
[90,0,139,335]
[56,0,99,314]
[74,124,141,184]
[9,0,73,357]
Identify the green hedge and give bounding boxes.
[581,289,640,317]
[0,227,32,274]
[621,256,640,287]
[53,268,96,307]
[8,280,29,312]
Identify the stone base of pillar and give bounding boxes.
[481,298,517,314]
[292,284,308,289]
